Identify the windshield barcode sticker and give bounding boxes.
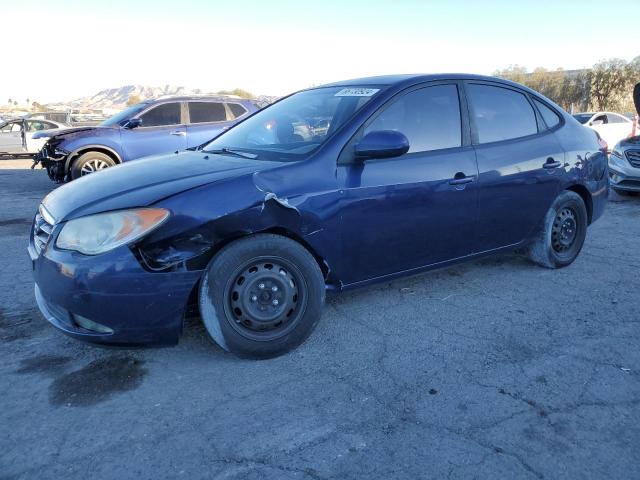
[335,88,379,97]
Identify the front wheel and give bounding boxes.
[199,234,325,358]
[70,151,116,180]
[525,190,588,269]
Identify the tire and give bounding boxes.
[199,234,325,359]
[613,188,638,197]
[70,151,116,180]
[525,190,588,269]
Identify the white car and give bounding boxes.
[572,112,636,150]
[0,118,68,155]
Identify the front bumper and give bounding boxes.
[34,147,67,182]
[29,231,202,346]
[609,153,640,192]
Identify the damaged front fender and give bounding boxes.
[135,172,341,285]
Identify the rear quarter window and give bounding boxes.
[533,98,561,129]
[227,103,248,119]
[467,84,538,143]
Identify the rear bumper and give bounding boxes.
[30,236,202,346]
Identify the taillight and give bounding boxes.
[594,131,608,152]
[597,136,608,152]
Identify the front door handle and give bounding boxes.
[449,173,474,186]
[170,131,186,136]
[543,157,561,169]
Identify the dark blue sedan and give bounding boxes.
[34,96,259,182]
[29,74,608,358]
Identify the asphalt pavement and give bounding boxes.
[1,161,639,479]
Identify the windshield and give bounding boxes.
[203,86,381,161]
[100,102,150,127]
[572,114,593,124]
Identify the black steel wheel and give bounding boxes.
[225,258,305,342]
[199,234,325,358]
[526,190,588,268]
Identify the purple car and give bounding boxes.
[33,96,260,182]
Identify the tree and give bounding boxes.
[126,94,142,106]
[7,98,12,105]
[589,58,633,111]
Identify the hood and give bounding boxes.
[42,150,281,222]
[32,125,108,140]
[618,135,640,148]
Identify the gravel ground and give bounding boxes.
[1,161,639,480]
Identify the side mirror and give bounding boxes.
[354,130,409,159]
[125,118,142,129]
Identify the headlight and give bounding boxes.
[56,208,169,255]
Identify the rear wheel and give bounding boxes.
[199,234,325,358]
[70,151,116,180]
[525,190,588,269]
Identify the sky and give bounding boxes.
[3,0,639,103]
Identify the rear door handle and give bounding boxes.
[543,157,561,169]
[449,173,474,185]
[170,131,186,136]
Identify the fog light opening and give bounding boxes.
[71,314,114,334]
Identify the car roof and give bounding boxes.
[151,95,253,103]
[316,73,558,100]
[320,73,531,88]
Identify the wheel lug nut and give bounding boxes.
[272,286,278,292]
[251,295,257,302]
[258,283,265,289]
[272,299,279,306]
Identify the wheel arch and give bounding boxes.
[565,184,593,224]
[65,145,122,173]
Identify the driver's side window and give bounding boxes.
[365,84,462,153]
[139,103,181,127]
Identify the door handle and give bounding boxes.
[170,131,186,136]
[543,157,561,169]
[449,173,474,186]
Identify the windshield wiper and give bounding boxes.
[203,147,258,159]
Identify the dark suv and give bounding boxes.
[34,96,260,182]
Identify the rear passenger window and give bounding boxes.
[188,102,227,123]
[533,99,561,129]
[365,84,462,153]
[140,103,181,127]
[467,84,537,143]
[227,103,248,119]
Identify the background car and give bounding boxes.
[609,82,640,196]
[0,118,68,155]
[33,96,260,182]
[572,111,635,149]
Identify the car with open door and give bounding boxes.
[29,74,608,358]
[0,118,68,156]
[33,96,260,182]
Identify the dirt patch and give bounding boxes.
[48,356,147,407]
